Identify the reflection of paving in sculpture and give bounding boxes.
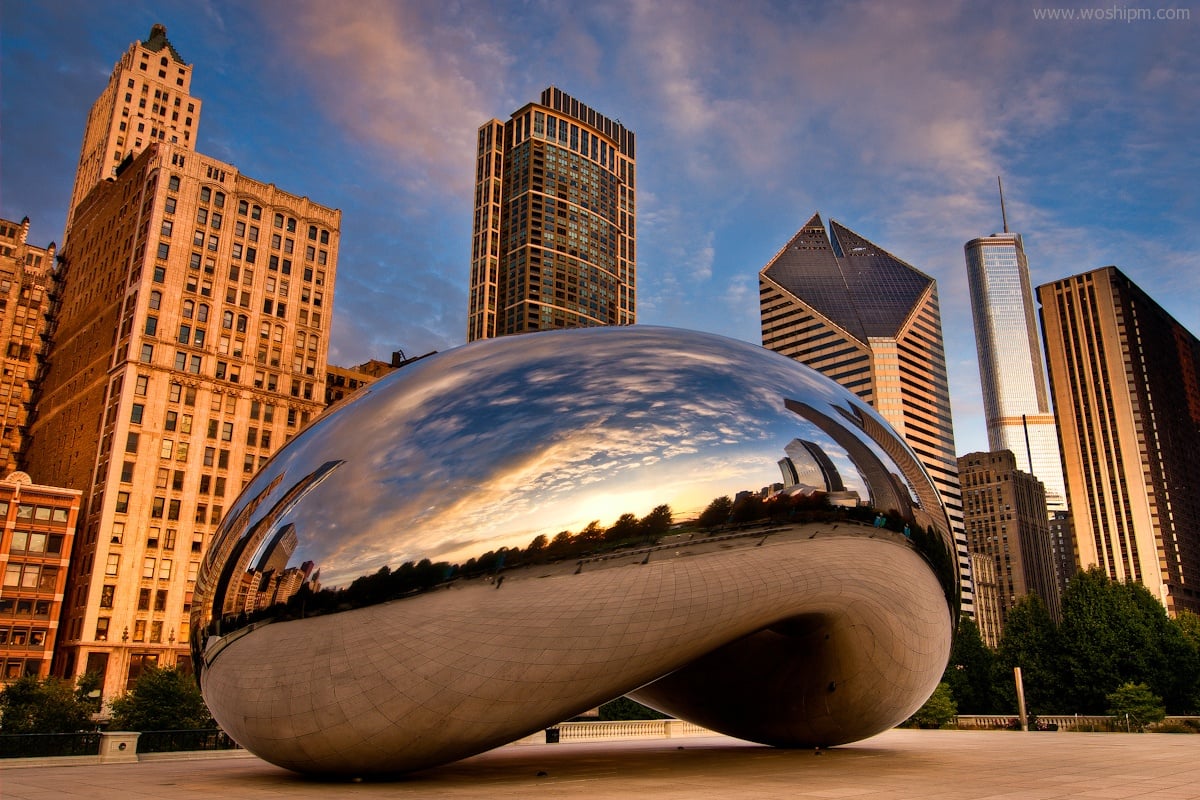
[191,327,957,777]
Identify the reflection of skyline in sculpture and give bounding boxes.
[777,438,864,506]
[786,400,911,522]
[197,459,342,642]
[778,439,845,494]
[236,525,320,613]
[191,327,957,777]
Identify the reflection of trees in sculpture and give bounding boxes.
[218,504,677,628]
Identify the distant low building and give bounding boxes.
[0,471,81,683]
[325,350,436,407]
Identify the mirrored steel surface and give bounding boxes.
[191,326,957,776]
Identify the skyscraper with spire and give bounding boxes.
[759,214,972,616]
[963,180,1067,513]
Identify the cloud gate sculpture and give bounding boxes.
[191,326,958,777]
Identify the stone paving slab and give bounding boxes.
[4,728,1199,799]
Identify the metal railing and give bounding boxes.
[136,728,240,753]
[0,731,102,758]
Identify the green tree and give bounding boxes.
[995,593,1061,713]
[74,670,104,717]
[942,616,1000,713]
[598,696,668,720]
[730,495,766,524]
[638,504,672,541]
[1106,682,1166,731]
[1172,610,1200,713]
[1058,568,1192,713]
[904,682,957,728]
[575,520,605,549]
[697,496,733,529]
[108,667,213,731]
[524,533,548,558]
[605,513,640,543]
[546,530,575,558]
[0,675,94,733]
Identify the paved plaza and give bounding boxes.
[4,728,1199,799]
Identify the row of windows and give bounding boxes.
[0,590,49,612]
[163,175,334,247]
[5,531,66,556]
[0,502,71,525]
[103,553,189,582]
[0,658,41,679]
[2,562,59,592]
[0,627,48,647]
[95,616,188,645]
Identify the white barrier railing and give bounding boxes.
[555,719,710,741]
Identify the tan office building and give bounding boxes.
[469,87,635,341]
[0,218,56,475]
[959,450,1060,636]
[1038,266,1200,615]
[759,214,972,615]
[25,25,339,699]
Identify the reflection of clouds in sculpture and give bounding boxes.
[245,339,794,586]
[193,327,956,777]
[207,329,947,591]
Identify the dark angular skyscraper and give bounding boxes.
[760,214,972,614]
[468,88,636,341]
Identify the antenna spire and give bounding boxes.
[998,176,1009,234]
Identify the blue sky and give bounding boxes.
[1,0,1196,456]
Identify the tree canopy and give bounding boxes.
[0,674,95,733]
[108,666,213,731]
[940,568,1200,717]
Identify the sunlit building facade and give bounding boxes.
[759,214,972,615]
[24,24,339,701]
[1038,266,1200,615]
[66,24,200,239]
[27,142,338,700]
[0,218,56,474]
[468,87,635,341]
[964,231,1066,513]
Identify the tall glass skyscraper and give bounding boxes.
[468,88,635,341]
[964,215,1067,513]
